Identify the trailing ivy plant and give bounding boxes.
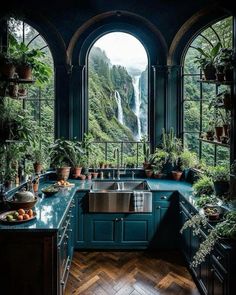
[180,211,236,268]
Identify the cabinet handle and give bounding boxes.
[216,256,222,261]
[115,218,119,221]
[181,201,185,205]
[61,281,65,286]
[161,196,167,200]
[68,229,73,232]
[120,218,124,221]
[156,206,161,209]
[210,268,214,273]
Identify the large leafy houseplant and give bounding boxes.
[180,211,236,267]
[194,42,221,80]
[207,165,230,197]
[49,138,76,180]
[9,36,52,85]
[193,175,214,196]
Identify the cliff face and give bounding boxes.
[88,47,147,142]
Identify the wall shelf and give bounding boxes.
[0,77,36,84]
[199,138,230,148]
[197,79,233,86]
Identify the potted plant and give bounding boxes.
[193,175,214,196]
[194,42,221,80]
[69,139,85,178]
[32,145,46,174]
[141,135,152,169]
[152,148,168,178]
[10,37,52,85]
[0,52,16,79]
[215,48,234,81]
[195,194,219,208]
[49,138,75,180]
[205,121,215,140]
[208,165,230,196]
[178,150,198,181]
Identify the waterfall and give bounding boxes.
[133,75,142,140]
[114,90,124,124]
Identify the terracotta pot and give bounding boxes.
[0,63,15,78]
[143,162,152,170]
[215,126,223,141]
[206,131,214,140]
[8,84,18,98]
[87,174,92,180]
[91,172,99,179]
[33,163,43,174]
[33,183,39,193]
[223,124,230,137]
[153,173,164,179]
[71,167,82,178]
[172,171,183,181]
[99,163,105,169]
[224,68,233,81]
[56,167,71,180]
[216,72,225,82]
[17,65,33,80]
[145,169,153,178]
[203,64,216,80]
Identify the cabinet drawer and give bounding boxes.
[212,246,228,272]
[152,191,174,202]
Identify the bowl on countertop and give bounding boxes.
[6,196,38,210]
[13,190,35,202]
[41,185,59,196]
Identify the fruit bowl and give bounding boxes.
[41,185,59,196]
[5,196,38,210]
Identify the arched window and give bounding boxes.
[88,32,148,167]
[0,17,54,174]
[183,17,233,166]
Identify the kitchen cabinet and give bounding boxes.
[0,195,75,295]
[85,213,153,249]
[151,191,179,249]
[74,192,87,248]
[178,194,235,295]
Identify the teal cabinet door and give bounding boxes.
[179,206,191,262]
[86,214,122,248]
[119,214,153,247]
[151,192,178,249]
[74,192,87,249]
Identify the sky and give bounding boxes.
[93,32,148,75]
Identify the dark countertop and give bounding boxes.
[0,177,195,232]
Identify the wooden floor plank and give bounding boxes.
[65,251,200,295]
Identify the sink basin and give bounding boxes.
[89,180,152,212]
[91,180,150,192]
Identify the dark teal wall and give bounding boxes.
[1,0,235,148]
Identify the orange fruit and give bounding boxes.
[18,209,25,215]
[23,214,30,220]
[17,215,23,221]
[28,209,33,217]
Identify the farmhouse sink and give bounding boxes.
[89,180,152,213]
[91,180,150,192]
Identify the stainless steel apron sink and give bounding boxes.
[89,180,152,213]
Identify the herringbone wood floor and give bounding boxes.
[65,251,200,295]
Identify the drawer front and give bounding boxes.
[212,245,228,272]
[152,191,174,202]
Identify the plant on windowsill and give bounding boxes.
[193,175,214,197]
[32,146,45,174]
[207,165,230,197]
[69,139,85,178]
[195,194,219,208]
[152,148,168,178]
[180,211,236,268]
[49,138,75,180]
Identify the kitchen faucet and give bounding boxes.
[113,148,125,179]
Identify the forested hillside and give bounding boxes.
[88,47,147,142]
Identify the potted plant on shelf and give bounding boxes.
[178,150,198,181]
[49,138,75,180]
[194,42,221,80]
[10,37,52,85]
[0,52,16,79]
[215,47,234,81]
[208,165,230,197]
[205,121,215,141]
